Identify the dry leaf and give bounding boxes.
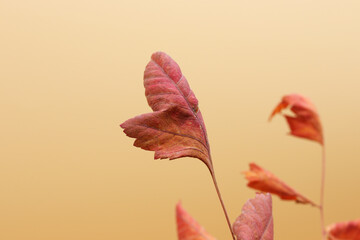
[269,94,323,145]
[327,219,360,240]
[243,163,316,206]
[232,193,273,240]
[121,52,212,170]
[176,202,216,240]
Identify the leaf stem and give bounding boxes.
[320,145,326,240]
[296,192,320,209]
[210,170,235,240]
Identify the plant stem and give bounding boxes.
[320,145,326,240]
[210,170,235,240]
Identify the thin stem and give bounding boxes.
[210,170,235,240]
[320,145,326,240]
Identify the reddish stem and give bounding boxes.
[210,170,235,240]
[320,145,326,240]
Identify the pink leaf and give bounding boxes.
[121,52,212,170]
[327,219,360,240]
[176,202,216,240]
[232,193,273,240]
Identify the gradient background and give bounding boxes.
[1,0,360,239]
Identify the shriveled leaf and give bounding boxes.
[232,193,273,240]
[121,52,212,170]
[327,219,360,240]
[269,94,323,145]
[176,202,216,240]
[243,163,316,206]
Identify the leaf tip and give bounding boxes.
[176,202,216,240]
[176,201,183,213]
[268,101,287,122]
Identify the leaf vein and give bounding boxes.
[138,123,208,153]
[150,59,211,155]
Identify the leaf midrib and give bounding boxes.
[149,59,211,155]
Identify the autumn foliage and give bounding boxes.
[269,94,323,144]
[121,52,212,170]
[327,219,360,240]
[121,52,358,240]
[176,202,216,240]
[243,163,316,206]
[232,193,273,240]
[176,194,273,240]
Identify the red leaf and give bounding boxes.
[327,219,360,240]
[176,202,216,240]
[269,94,323,145]
[232,193,273,240]
[121,52,212,170]
[243,163,316,206]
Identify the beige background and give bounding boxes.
[1,0,360,239]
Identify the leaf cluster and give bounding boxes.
[121,52,359,240]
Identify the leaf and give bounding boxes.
[121,52,212,170]
[232,193,273,240]
[269,94,323,145]
[243,163,317,206]
[327,219,360,240]
[176,202,216,240]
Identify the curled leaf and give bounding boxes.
[327,219,360,240]
[269,94,323,145]
[232,193,273,240]
[176,202,216,240]
[243,163,316,206]
[121,52,212,170]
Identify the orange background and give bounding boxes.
[1,1,360,239]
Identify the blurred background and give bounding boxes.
[1,0,359,239]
